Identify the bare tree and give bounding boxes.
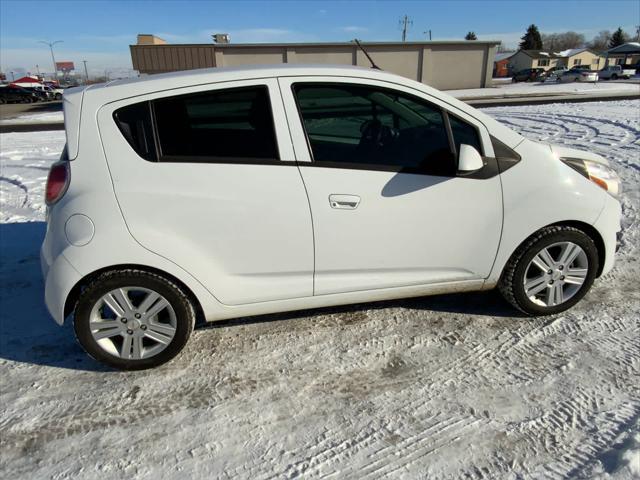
[588,30,611,51]
[541,31,585,52]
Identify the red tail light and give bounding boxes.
[45,161,70,205]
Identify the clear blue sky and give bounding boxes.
[1,0,638,77]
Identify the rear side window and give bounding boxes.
[113,101,157,161]
[153,86,279,161]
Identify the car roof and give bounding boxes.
[87,64,396,94]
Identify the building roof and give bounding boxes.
[131,40,501,48]
[494,52,515,62]
[519,50,563,59]
[607,42,640,54]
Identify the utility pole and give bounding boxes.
[82,60,89,83]
[38,40,63,80]
[36,64,40,76]
[399,15,413,42]
[424,30,432,41]
[636,25,640,42]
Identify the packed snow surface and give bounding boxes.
[0,101,639,479]
[0,111,64,124]
[448,81,640,99]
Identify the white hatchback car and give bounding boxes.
[41,65,622,369]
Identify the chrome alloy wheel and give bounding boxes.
[523,241,589,307]
[88,287,177,360]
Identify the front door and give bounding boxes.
[280,78,503,295]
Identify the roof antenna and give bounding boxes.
[353,39,380,70]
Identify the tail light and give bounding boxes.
[45,161,70,205]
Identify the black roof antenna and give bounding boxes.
[353,39,380,70]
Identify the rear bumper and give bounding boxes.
[41,245,81,325]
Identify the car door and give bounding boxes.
[279,77,503,296]
[97,79,313,305]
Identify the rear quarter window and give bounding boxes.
[113,102,157,161]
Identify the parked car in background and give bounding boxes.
[41,65,622,369]
[512,68,547,82]
[599,65,636,80]
[0,85,39,103]
[559,67,599,83]
[544,67,568,82]
[20,86,51,101]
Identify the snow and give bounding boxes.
[0,111,64,125]
[0,101,639,479]
[448,81,640,99]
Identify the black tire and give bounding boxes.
[611,74,618,80]
[74,269,195,370]
[498,226,599,316]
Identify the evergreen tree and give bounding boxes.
[519,24,543,50]
[465,31,477,40]
[608,27,627,48]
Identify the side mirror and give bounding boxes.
[458,144,484,172]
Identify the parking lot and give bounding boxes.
[0,99,638,479]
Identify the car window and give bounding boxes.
[449,115,483,155]
[152,86,279,161]
[113,101,157,161]
[294,83,455,176]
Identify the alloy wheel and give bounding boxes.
[88,287,177,360]
[523,241,589,307]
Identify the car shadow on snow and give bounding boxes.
[0,222,109,372]
[0,221,521,371]
[200,290,524,332]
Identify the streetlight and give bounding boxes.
[38,40,63,79]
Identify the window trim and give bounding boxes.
[291,82,486,176]
[148,84,282,163]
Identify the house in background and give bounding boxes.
[508,50,563,73]
[556,48,605,70]
[508,48,605,74]
[605,42,640,66]
[493,52,515,77]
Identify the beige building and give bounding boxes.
[508,48,605,73]
[130,35,500,90]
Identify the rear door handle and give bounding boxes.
[329,194,360,210]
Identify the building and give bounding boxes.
[605,42,640,66]
[508,48,605,73]
[130,35,500,90]
[556,48,605,70]
[493,52,515,77]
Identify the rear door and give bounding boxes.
[97,79,313,305]
[279,76,503,295]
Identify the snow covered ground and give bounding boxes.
[0,111,64,125]
[0,101,639,479]
[449,81,640,99]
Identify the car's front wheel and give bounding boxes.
[499,226,599,315]
[74,269,195,370]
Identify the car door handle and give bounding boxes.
[329,194,360,210]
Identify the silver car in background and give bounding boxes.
[560,67,599,83]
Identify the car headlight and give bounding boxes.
[561,157,621,198]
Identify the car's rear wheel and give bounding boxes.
[611,74,618,80]
[74,269,195,370]
[499,226,599,316]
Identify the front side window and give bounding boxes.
[294,84,457,176]
[153,86,279,161]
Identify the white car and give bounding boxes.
[560,68,599,83]
[41,65,622,369]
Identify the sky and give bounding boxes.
[1,0,639,78]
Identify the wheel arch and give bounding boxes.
[63,264,206,324]
[500,220,606,281]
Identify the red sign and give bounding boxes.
[56,61,75,72]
